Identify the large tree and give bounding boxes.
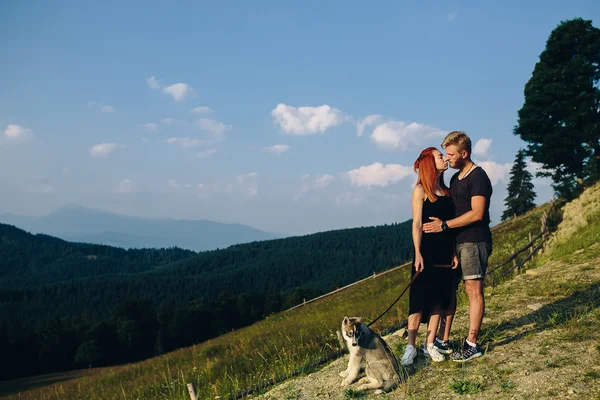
[502,150,537,221]
[514,18,600,199]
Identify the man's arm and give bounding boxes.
[422,195,487,233]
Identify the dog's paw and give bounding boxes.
[356,377,369,385]
[374,389,383,395]
[339,370,348,378]
[340,378,352,387]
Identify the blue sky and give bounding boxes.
[1,1,598,236]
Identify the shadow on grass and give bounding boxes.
[481,282,600,352]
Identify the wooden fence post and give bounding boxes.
[187,383,198,400]
[513,258,518,273]
[528,232,533,256]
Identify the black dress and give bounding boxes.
[408,195,460,322]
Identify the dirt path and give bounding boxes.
[256,256,600,400]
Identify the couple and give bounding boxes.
[401,131,493,365]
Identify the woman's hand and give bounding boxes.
[451,254,459,269]
[414,253,425,273]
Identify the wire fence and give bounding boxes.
[486,202,556,288]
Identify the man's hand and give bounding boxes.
[451,255,459,269]
[422,217,443,233]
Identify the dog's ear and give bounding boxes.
[343,316,349,325]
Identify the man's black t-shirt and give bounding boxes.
[449,167,493,244]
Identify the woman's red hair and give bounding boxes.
[414,147,449,202]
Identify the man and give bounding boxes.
[422,131,493,362]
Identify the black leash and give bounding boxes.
[367,270,420,327]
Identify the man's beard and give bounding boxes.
[455,158,469,170]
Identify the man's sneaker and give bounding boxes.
[427,343,445,362]
[452,342,482,362]
[434,338,453,355]
[401,344,417,366]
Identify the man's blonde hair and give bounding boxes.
[442,131,472,156]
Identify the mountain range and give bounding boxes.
[0,205,281,251]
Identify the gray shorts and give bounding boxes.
[457,242,492,280]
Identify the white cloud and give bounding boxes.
[370,121,446,151]
[27,177,54,194]
[3,124,33,142]
[336,192,364,206]
[475,160,511,186]
[146,76,161,89]
[196,118,230,136]
[264,144,291,156]
[212,183,233,194]
[163,83,190,101]
[348,162,413,187]
[293,183,311,201]
[448,11,458,21]
[292,173,333,201]
[197,184,205,190]
[356,114,382,137]
[191,106,214,114]
[100,104,116,113]
[271,103,347,135]
[168,179,179,189]
[236,172,258,185]
[184,183,192,189]
[314,174,334,189]
[116,179,135,194]
[143,123,158,132]
[247,186,258,196]
[165,137,207,148]
[89,102,115,113]
[90,143,119,158]
[160,118,176,124]
[473,138,492,158]
[196,149,216,159]
[237,172,258,196]
[28,184,55,193]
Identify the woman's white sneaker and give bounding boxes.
[427,343,446,362]
[401,344,417,366]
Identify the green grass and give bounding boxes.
[584,371,600,380]
[0,200,556,400]
[499,379,515,391]
[1,266,413,400]
[344,388,367,399]
[449,379,484,395]
[486,203,554,287]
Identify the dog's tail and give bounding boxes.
[381,377,399,393]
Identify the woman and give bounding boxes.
[401,147,459,366]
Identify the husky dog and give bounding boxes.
[339,316,401,393]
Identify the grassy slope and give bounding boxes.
[0,201,558,399]
[258,183,600,400]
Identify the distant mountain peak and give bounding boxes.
[1,204,281,251]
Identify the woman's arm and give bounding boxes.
[412,185,425,272]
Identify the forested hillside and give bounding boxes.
[0,219,413,380]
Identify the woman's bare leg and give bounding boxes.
[407,311,422,346]
[427,304,441,345]
[438,290,457,341]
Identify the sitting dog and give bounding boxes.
[339,316,401,393]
